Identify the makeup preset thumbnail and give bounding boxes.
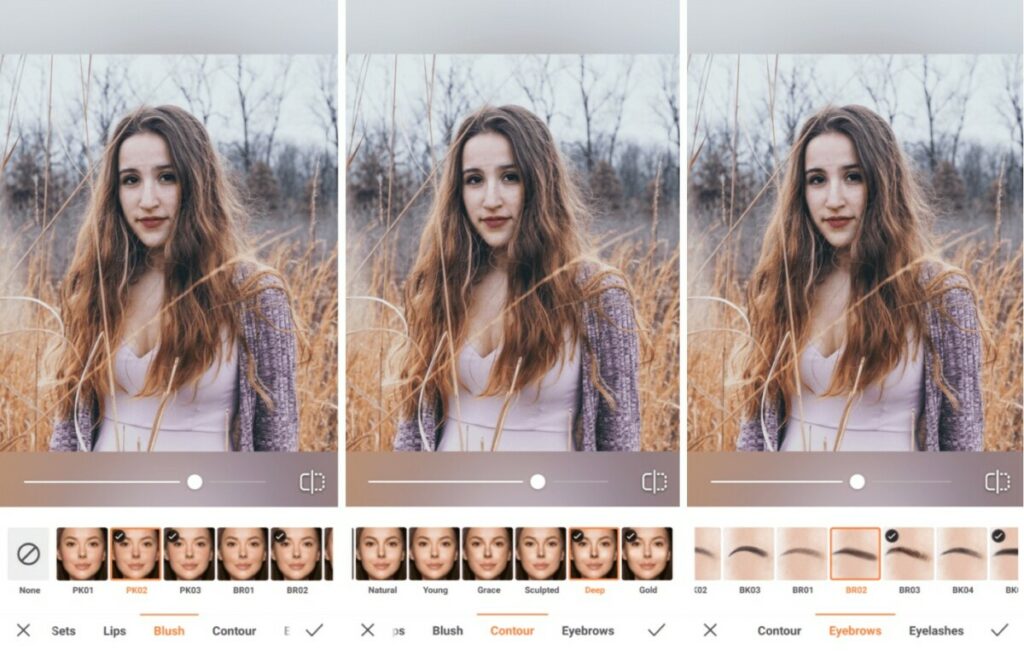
[695,527,1018,582]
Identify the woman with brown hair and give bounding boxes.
[738,104,983,451]
[394,105,640,452]
[49,105,298,452]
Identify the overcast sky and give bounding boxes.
[348,54,679,150]
[0,54,336,150]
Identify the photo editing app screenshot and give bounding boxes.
[1,0,341,646]
[686,0,1022,647]
[344,0,681,645]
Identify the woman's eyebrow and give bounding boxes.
[940,547,982,558]
[694,546,717,558]
[832,547,878,561]
[993,548,1018,557]
[728,545,769,558]
[780,547,823,558]
[885,546,929,561]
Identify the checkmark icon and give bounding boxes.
[648,623,666,637]
[306,624,324,637]
[992,623,1009,637]
[992,530,1006,543]
[885,529,898,543]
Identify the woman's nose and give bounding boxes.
[376,545,386,558]
[430,544,439,559]
[482,181,502,209]
[825,181,845,209]
[139,181,159,209]
[537,546,546,559]
[291,544,302,559]
[185,544,194,559]
[239,546,248,559]
[483,544,493,558]
[589,545,599,558]
[77,546,87,559]
[131,544,140,558]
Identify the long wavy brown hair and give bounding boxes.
[399,105,621,420]
[54,105,276,420]
[742,104,974,419]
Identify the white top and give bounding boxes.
[95,340,239,452]
[781,341,924,452]
[438,341,581,452]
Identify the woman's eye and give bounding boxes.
[807,174,824,185]
[846,172,863,182]
[464,175,482,185]
[159,172,177,183]
[121,175,139,186]
[502,172,520,182]
[226,541,236,548]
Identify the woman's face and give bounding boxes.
[219,528,267,580]
[272,528,321,580]
[803,131,866,252]
[464,527,511,580]
[58,528,106,580]
[325,529,333,563]
[118,131,180,251]
[112,529,159,579]
[165,528,213,581]
[411,528,458,580]
[461,132,523,254]
[357,528,405,580]
[623,528,671,580]
[571,528,617,579]
[517,528,564,580]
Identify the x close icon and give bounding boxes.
[361,623,375,637]
[17,623,30,637]
[703,623,718,637]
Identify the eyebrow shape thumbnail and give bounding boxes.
[884,546,929,561]
[832,547,878,561]
[779,547,823,559]
[694,547,717,558]
[993,548,1018,557]
[940,547,983,559]
[728,546,769,558]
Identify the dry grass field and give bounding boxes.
[345,232,681,452]
[0,235,338,452]
[687,227,1023,452]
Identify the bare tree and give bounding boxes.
[262,57,292,166]
[171,55,217,126]
[605,56,635,164]
[228,55,292,171]
[948,56,978,168]
[857,55,903,126]
[997,54,1024,164]
[312,54,339,155]
[574,55,612,173]
[916,55,956,173]
[433,58,474,149]
[777,58,817,146]
[513,55,559,125]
